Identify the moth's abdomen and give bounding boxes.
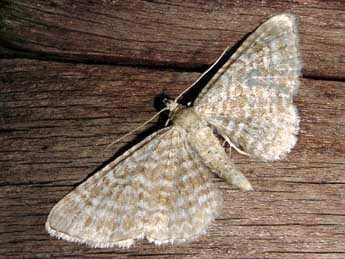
[178,110,252,191]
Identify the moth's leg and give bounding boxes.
[222,134,250,157]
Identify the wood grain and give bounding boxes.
[1,59,345,258]
[1,0,345,79]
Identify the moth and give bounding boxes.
[46,13,301,248]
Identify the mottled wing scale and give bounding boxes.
[194,14,301,160]
[46,127,220,248]
[145,127,220,245]
[47,13,301,248]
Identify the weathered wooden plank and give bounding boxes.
[0,59,344,258]
[1,0,345,78]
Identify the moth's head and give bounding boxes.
[163,98,183,113]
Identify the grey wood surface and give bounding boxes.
[1,0,345,78]
[1,1,345,258]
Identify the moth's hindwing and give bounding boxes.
[194,14,301,160]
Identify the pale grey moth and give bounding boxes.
[46,13,301,248]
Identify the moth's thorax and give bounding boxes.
[171,107,204,130]
[164,99,188,124]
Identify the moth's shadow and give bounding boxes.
[177,32,251,106]
[79,31,252,185]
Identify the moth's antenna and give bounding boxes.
[104,107,169,151]
[174,46,231,103]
